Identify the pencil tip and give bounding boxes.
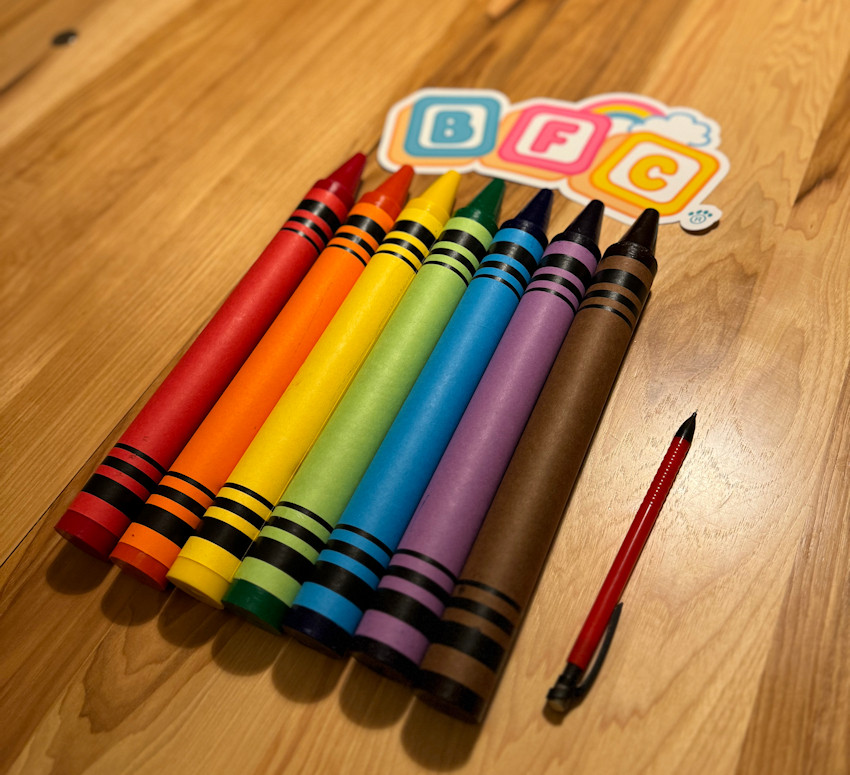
[675,412,697,442]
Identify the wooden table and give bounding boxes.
[2,0,848,772]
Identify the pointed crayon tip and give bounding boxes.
[563,199,604,245]
[327,152,367,197]
[419,170,461,215]
[372,165,414,203]
[620,208,659,253]
[455,178,505,233]
[675,412,697,442]
[516,188,553,231]
[467,178,505,218]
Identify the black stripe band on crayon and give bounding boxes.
[380,241,424,269]
[135,504,195,545]
[198,518,254,555]
[336,524,393,558]
[245,536,314,583]
[280,226,316,242]
[326,243,368,267]
[336,231,380,254]
[223,483,274,510]
[432,620,505,671]
[592,268,650,303]
[154,485,205,517]
[433,229,489,258]
[114,443,167,475]
[525,286,577,312]
[445,596,515,636]
[488,241,539,275]
[456,579,521,611]
[276,501,333,534]
[166,471,215,500]
[477,259,530,291]
[211,498,266,529]
[472,268,522,300]
[421,261,470,286]
[385,565,450,604]
[267,515,327,553]
[312,560,375,611]
[101,456,157,492]
[388,220,436,247]
[344,214,387,242]
[578,303,634,328]
[298,198,341,232]
[326,539,385,579]
[287,216,327,242]
[530,271,584,302]
[280,226,317,242]
[395,549,457,583]
[543,254,594,288]
[82,474,145,515]
[584,288,639,317]
[371,588,440,639]
[427,246,478,277]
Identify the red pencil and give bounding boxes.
[547,412,696,713]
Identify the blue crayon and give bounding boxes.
[284,189,553,658]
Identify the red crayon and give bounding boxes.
[546,413,696,712]
[56,153,365,561]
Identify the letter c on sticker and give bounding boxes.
[628,155,679,191]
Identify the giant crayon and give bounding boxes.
[109,168,413,589]
[416,209,660,722]
[224,180,505,632]
[166,172,459,607]
[346,190,552,679]
[289,199,601,658]
[55,154,365,561]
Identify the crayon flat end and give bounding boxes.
[415,670,486,723]
[284,605,351,658]
[350,635,419,685]
[223,579,287,634]
[110,542,170,591]
[55,509,119,562]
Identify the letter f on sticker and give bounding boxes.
[530,121,580,154]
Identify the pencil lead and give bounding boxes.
[675,412,697,442]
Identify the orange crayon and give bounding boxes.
[110,167,413,589]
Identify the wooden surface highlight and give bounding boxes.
[1,0,849,772]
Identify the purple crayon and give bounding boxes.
[350,200,604,682]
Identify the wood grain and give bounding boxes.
[1,0,849,772]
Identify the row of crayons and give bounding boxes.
[56,152,661,722]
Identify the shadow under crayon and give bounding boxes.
[338,661,412,728]
[100,572,167,626]
[271,637,347,703]
[401,698,482,771]
[45,543,113,594]
[157,589,226,649]
[211,618,283,675]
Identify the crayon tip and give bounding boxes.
[515,188,553,231]
[468,178,505,217]
[455,178,505,233]
[620,208,659,253]
[373,165,414,202]
[675,412,697,442]
[327,152,367,197]
[418,171,461,216]
[563,199,604,245]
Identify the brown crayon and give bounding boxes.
[415,209,659,723]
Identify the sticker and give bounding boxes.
[378,88,728,229]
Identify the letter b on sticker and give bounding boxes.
[404,96,501,157]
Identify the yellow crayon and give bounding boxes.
[166,172,460,607]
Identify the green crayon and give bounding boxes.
[222,179,505,632]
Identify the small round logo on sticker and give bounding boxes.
[680,205,721,233]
